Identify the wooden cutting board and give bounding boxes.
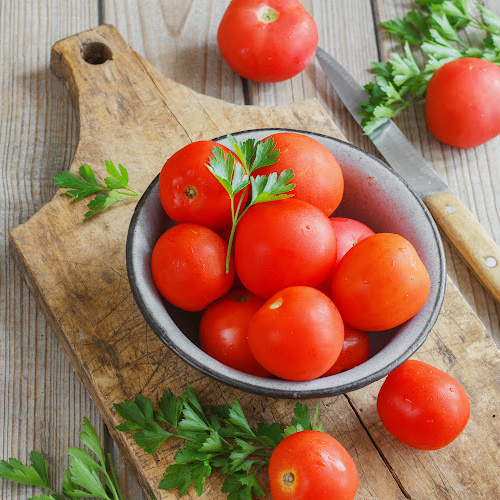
[9,25,500,499]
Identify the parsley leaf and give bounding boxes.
[115,387,325,499]
[205,138,294,273]
[222,471,265,499]
[0,452,51,489]
[226,134,280,174]
[158,462,211,496]
[54,161,140,220]
[114,394,173,454]
[1,419,124,500]
[284,402,325,437]
[53,165,104,201]
[361,0,500,134]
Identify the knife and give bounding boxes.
[316,46,500,304]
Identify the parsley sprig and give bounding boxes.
[206,134,294,272]
[54,161,140,220]
[0,418,124,500]
[361,0,500,134]
[115,387,324,499]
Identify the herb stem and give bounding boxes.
[107,453,124,500]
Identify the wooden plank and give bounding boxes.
[0,2,102,499]
[103,0,243,104]
[8,24,406,498]
[375,0,500,345]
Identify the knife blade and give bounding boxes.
[316,46,500,304]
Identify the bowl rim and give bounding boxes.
[126,128,447,398]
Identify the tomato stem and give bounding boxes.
[257,5,280,23]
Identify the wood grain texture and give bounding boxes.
[8,22,500,500]
[375,0,500,346]
[0,1,103,499]
[424,192,500,303]
[3,1,500,499]
[7,24,411,499]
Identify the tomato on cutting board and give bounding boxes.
[217,0,318,82]
[377,360,470,450]
[268,430,358,499]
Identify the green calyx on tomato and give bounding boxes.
[258,5,280,23]
[205,134,295,273]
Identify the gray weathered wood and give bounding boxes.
[0,1,102,499]
[2,0,500,499]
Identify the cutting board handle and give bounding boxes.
[50,24,170,142]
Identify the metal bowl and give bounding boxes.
[126,128,446,398]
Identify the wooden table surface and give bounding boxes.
[1,1,499,498]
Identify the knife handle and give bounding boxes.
[423,191,500,303]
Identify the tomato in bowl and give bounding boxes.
[126,129,446,398]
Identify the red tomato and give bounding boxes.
[217,0,318,82]
[199,289,269,377]
[247,286,344,381]
[255,133,344,216]
[235,199,337,298]
[377,360,470,450]
[330,217,375,266]
[331,233,430,331]
[316,217,375,296]
[425,57,500,148]
[159,141,246,230]
[323,323,370,376]
[268,430,358,500]
[151,223,234,311]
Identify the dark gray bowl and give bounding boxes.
[126,129,446,398]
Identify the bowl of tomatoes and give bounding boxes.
[126,128,446,398]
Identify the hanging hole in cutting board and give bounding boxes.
[81,42,112,65]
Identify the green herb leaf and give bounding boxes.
[222,471,265,499]
[0,452,51,489]
[114,395,172,454]
[284,402,325,437]
[104,160,133,191]
[158,462,211,496]
[54,161,139,220]
[205,147,237,195]
[250,170,295,205]
[84,191,125,221]
[53,166,104,201]
[227,134,257,172]
[156,390,185,428]
[477,4,500,31]
[205,137,290,274]
[256,422,283,446]
[80,417,106,466]
[115,387,326,499]
[361,0,500,134]
[250,137,280,173]
[381,16,423,43]
[62,448,109,499]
